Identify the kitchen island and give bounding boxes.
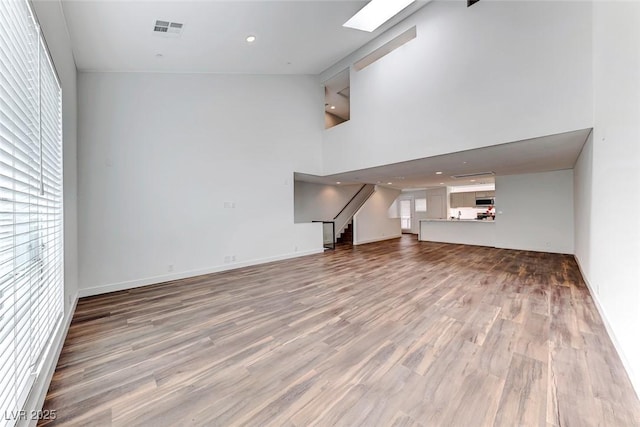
[418,219,495,247]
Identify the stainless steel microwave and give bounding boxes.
[475,198,494,206]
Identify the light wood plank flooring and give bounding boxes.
[40,235,640,426]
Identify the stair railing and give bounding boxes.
[333,184,367,221]
[312,221,335,250]
[333,184,376,242]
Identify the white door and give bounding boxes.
[400,199,412,232]
[427,194,444,219]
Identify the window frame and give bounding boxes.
[0,0,64,423]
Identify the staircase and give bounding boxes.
[337,220,353,244]
[310,184,375,249]
[333,184,375,243]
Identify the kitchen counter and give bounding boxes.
[421,219,495,223]
[419,219,496,247]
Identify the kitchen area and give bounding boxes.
[335,137,576,255]
[448,186,496,221]
[394,183,499,247]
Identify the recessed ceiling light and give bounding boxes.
[470,179,476,182]
[336,181,341,184]
[387,182,393,185]
[330,105,336,110]
[246,35,256,43]
[440,182,444,185]
[463,161,468,164]
[435,171,443,175]
[343,0,416,32]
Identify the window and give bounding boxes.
[0,0,64,423]
[415,198,427,212]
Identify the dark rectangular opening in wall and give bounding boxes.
[324,68,350,129]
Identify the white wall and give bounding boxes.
[321,0,593,174]
[294,181,361,223]
[494,170,574,254]
[28,0,79,423]
[574,132,593,287]
[77,72,324,295]
[574,1,640,395]
[419,170,573,253]
[353,186,401,245]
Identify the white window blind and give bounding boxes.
[0,0,63,424]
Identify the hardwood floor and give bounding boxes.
[40,235,640,426]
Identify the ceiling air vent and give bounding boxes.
[153,20,184,37]
[450,171,495,179]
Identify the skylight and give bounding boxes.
[343,0,416,32]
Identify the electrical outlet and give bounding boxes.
[224,255,236,263]
[223,201,236,209]
[168,264,174,272]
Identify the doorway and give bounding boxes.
[400,199,412,233]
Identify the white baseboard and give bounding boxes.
[22,293,78,427]
[496,244,573,255]
[78,248,324,298]
[353,234,402,246]
[574,255,640,400]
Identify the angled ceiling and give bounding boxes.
[295,128,592,189]
[60,0,429,74]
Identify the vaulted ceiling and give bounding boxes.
[58,1,590,189]
[60,0,429,74]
